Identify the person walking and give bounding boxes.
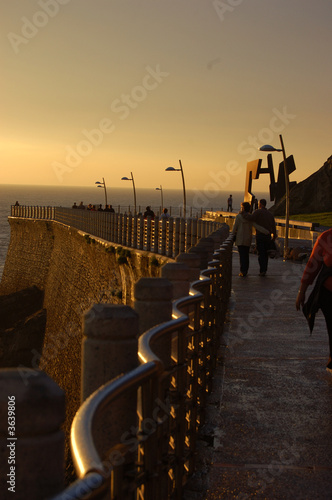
[227,194,233,212]
[241,198,277,276]
[233,202,269,277]
[296,228,332,372]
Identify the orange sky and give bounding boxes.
[1,1,331,194]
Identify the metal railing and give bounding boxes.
[203,210,320,242]
[50,236,234,500]
[11,206,226,258]
[11,205,55,220]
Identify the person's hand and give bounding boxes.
[296,289,305,310]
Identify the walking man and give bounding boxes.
[242,199,277,276]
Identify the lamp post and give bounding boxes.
[165,159,186,218]
[155,185,163,209]
[259,134,290,260]
[121,171,137,214]
[95,177,107,207]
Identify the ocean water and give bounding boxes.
[0,184,269,278]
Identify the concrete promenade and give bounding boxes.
[186,246,332,499]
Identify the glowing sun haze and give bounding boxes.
[1,0,331,194]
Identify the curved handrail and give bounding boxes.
[51,241,233,499]
[70,361,159,479]
[139,274,211,362]
[66,275,212,493]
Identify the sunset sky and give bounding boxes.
[1,0,331,194]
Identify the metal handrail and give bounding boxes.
[9,206,227,258]
[71,361,160,478]
[52,275,214,500]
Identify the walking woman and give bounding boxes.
[233,202,268,277]
[296,228,332,371]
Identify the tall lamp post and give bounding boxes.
[165,159,187,218]
[155,185,163,209]
[95,177,107,207]
[121,171,137,214]
[259,134,290,260]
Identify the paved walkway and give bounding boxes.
[186,246,332,499]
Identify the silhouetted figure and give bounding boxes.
[161,208,170,219]
[144,206,155,219]
[227,194,233,212]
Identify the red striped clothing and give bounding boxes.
[301,228,332,291]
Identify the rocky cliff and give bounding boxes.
[270,155,332,216]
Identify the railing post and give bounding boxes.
[138,216,144,250]
[161,262,190,299]
[118,214,123,245]
[82,304,139,402]
[175,252,201,282]
[146,218,152,252]
[122,214,128,246]
[113,213,119,243]
[167,217,174,258]
[134,278,173,368]
[189,244,209,270]
[179,218,186,254]
[0,368,65,500]
[186,218,192,252]
[191,218,198,247]
[197,218,203,239]
[173,218,180,258]
[153,216,159,253]
[132,215,138,249]
[81,304,139,457]
[160,218,167,256]
[127,214,132,247]
[196,237,215,263]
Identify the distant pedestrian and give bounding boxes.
[227,194,233,212]
[160,208,170,219]
[233,202,269,277]
[144,206,155,219]
[241,199,277,276]
[105,204,115,213]
[72,202,77,209]
[78,201,85,209]
[296,228,332,372]
[14,201,19,206]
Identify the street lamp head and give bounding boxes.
[121,176,130,181]
[259,145,282,152]
[95,181,102,184]
[165,166,180,171]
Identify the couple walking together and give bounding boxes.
[233,199,277,277]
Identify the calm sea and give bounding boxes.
[0,185,269,278]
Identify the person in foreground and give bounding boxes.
[296,228,332,372]
[233,202,269,277]
[242,198,277,276]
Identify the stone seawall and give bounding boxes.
[0,217,170,479]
